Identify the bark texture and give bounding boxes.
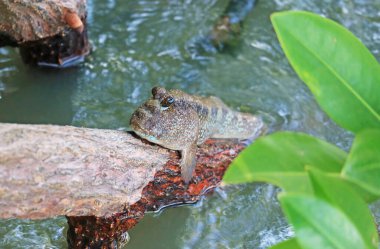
[0,0,86,44]
[66,138,246,248]
[0,0,89,67]
[0,123,170,218]
[0,123,261,248]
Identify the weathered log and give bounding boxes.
[67,139,246,248]
[0,123,170,218]
[0,123,260,248]
[0,0,89,67]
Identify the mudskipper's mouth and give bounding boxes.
[131,121,147,134]
[131,121,158,143]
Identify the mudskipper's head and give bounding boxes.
[130,87,199,150]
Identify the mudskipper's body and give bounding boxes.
[130,87,264,183]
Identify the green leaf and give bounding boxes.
[269,238,301,249]
[279,193,377,249]
[223,132,346,194]
[271,11,380,133]
[307,167,379,248]
[342,129,380,198]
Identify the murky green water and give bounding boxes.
[0,0,379,248]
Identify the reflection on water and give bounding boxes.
[0,0,379,248]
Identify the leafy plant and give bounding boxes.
[223,11,380,249]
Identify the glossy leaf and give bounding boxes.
[271,11,380,133]
[279,193,376,249]
[342,129,380,198]
[269,238,301,249]
[223,132,346,194]
[307,167,378,248]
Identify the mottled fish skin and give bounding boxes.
[130,87,265,183]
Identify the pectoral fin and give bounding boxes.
[180,144,197,183]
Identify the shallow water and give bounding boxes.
[0,0,379,248]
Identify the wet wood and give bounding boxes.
[0,0,89,67]
[0,123,255,220]
[66,139,246,248]
[0,123,260,248]
[0,0,86,44]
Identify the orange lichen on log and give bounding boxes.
[0,123,263,248]
[67,139,246,248]
[0,0,87,43]
[0,0,89,67]
[64,10,84,33]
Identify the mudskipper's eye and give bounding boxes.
[161,96,174,110]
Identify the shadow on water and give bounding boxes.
[0,48,78,125]
[0,0,379,248]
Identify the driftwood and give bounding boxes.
[0,0,89,67]
[0,123,170,218]
[0,123,255,248]
[67,139,246,248]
